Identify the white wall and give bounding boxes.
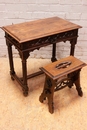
[0,0,87,61]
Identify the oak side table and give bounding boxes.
[1,17,82,96]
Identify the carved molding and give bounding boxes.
[19,30,78,51]
[5,29,78,53]
[18,51,30,60]
[55,77,73,91]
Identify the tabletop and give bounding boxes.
[1,17,82,43]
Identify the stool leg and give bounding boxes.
[39,75,55,114]
[47,84,54,114]
[74,70,83,97]
[39,76,48,103]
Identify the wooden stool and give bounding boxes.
[39,56,86,114]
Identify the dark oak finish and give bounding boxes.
[1,17,82,96]
[39,56,86,114]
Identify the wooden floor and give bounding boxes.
[0,58,87,130]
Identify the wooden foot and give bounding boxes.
[74,70,83,97]
[22,86,29,97]
[39,93,46,103]
[75,84,83,97]
[48,94,54,114]
[51,57,57,62]
[11,76,15,81]
[48,102,54,114]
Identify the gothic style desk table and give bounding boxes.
[1,17,82,96]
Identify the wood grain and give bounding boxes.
[1,17,82,43]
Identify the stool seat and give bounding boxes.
[39,56,86,114]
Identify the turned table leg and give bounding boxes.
[19,51,30,96]
[21,58,29,96]
[70,38,77,56]
[6,40,15,79]
[51,43,57,62]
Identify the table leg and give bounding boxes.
[70,38,77,56]
[70,29,78,56]
[51,43,57,62]
[21,52,29,96]
[6,40,15,79]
